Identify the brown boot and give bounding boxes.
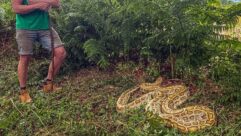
[19,90,32,103]
[43,81,61,93]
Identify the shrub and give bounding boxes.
[0,0,15,46]
[55,0,240,70]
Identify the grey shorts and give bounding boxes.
[16,28,64,55]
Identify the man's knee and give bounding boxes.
[54,47,67,59]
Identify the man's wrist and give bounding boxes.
[32,3,41,10]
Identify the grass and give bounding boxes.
[0,44,240,136]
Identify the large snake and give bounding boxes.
[116,77,216,133]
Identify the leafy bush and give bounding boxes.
[55,0,240,69]
[209,39,241,105]
[0,1,14,29]
[0,1,15,46]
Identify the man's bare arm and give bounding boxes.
[12,0,50,14]
[29,0,60,8]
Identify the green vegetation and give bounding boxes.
[0,0,241,135]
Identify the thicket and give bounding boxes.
[53,0,241,105]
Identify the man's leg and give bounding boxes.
[46,47,67,80]
[39,28,66,92]
[42,47,66,92]
[18,55,31,88]
[16,30,35,103]
[18,55,32,103]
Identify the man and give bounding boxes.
[12,0,67,103]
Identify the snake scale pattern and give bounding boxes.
[116,77,216,133]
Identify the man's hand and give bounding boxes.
[36,2,50,12]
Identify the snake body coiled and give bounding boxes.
[116,77,216,133]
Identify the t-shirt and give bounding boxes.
[16,0,49,30]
